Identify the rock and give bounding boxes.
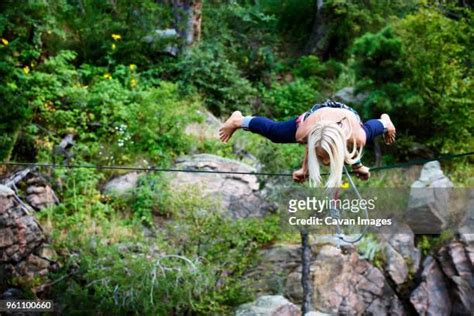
[379,220,421,285]
[405,161,454,233]
[245,244,302,295]
[35,244,57,262]
[0,184,58,289]
[1,170,59,211]
[284,245,404,315]
[0,186,42,262]
[413,161,452,187]
[410,256,451,315]
[248,240,407,315]
[385,246,409,286]
[1,288,24,300]
[235,295,301,316]
[333,87,368,105]
[459,190,474,262]
[103,172,141,196]
[184,109,222,141]
[170,154,275,218]
[437,241,473,315]
[22,173,58,211]
[304,312,331,316]
[143,28,179,56]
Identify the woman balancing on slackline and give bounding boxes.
[218,99,396,188]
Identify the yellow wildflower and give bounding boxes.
[1,38,8,46]
[103,73,112,80]
[111,34,122,41]
[43,101,55,111]
[23,66,30,75]
[130,77,137,88]
[111,43,116,50]
[129,64,136,71]
[340,181,350,189]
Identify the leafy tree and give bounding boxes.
[352,8,473,153]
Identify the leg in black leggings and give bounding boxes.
[361,119,386,143]
[244,116,299,144]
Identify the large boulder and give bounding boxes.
[103,172,141,196]
[0,185,58,291]
[2,170,58,211]
[410,256,452,315]
[405,161,454,233]
[437,241,473,315]
[248,243,405,315]
[245,244,302,295]
[235,295,301,316]
[379,220,421,286]
[285,245,404,315]
[170,154,275,218]
[24,173,59,211]
[459,190,474,265]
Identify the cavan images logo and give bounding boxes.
[287,197,392,227]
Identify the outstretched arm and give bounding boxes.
[293,145,309,183]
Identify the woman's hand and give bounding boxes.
[292,168,308,183]
[352,164,370,181]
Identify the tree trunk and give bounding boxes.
[172,0,202,47]
[301,229,313,314]
[305,0,329,57]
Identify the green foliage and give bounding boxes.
[0,1,60,161]
[417,230,455,257]
[352,26,407,117]
[130,173,170,225]
[352,27,405,87]
[165,187,281,311]
[42,183,280,315]
[48,0,174,65]
[0,47,198,165]
[260,0,315,44]
[202,2,279,83]
[250,139,305,174]
[293,55,344,80]
[357,234,385,269]
[352,8,474,153]
[177,43,257,116]
[396,9,474,152]
[262,79,319,118]
[312,0,418,60]
[3,1,474,314]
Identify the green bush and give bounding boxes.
[351,9,473,153]
[42,184,280,315]
[130,173,170,225]
[0,47,199,165]
[293,55,344,80]
[260,0,314,44]
[262,79,319,119]
[47,0,174,66]
[202,2,279,83]
[177,43,257,116]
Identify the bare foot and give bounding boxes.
[381,113,396,144]
[219,111,244,143]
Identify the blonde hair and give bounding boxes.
[307,119,363,189]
